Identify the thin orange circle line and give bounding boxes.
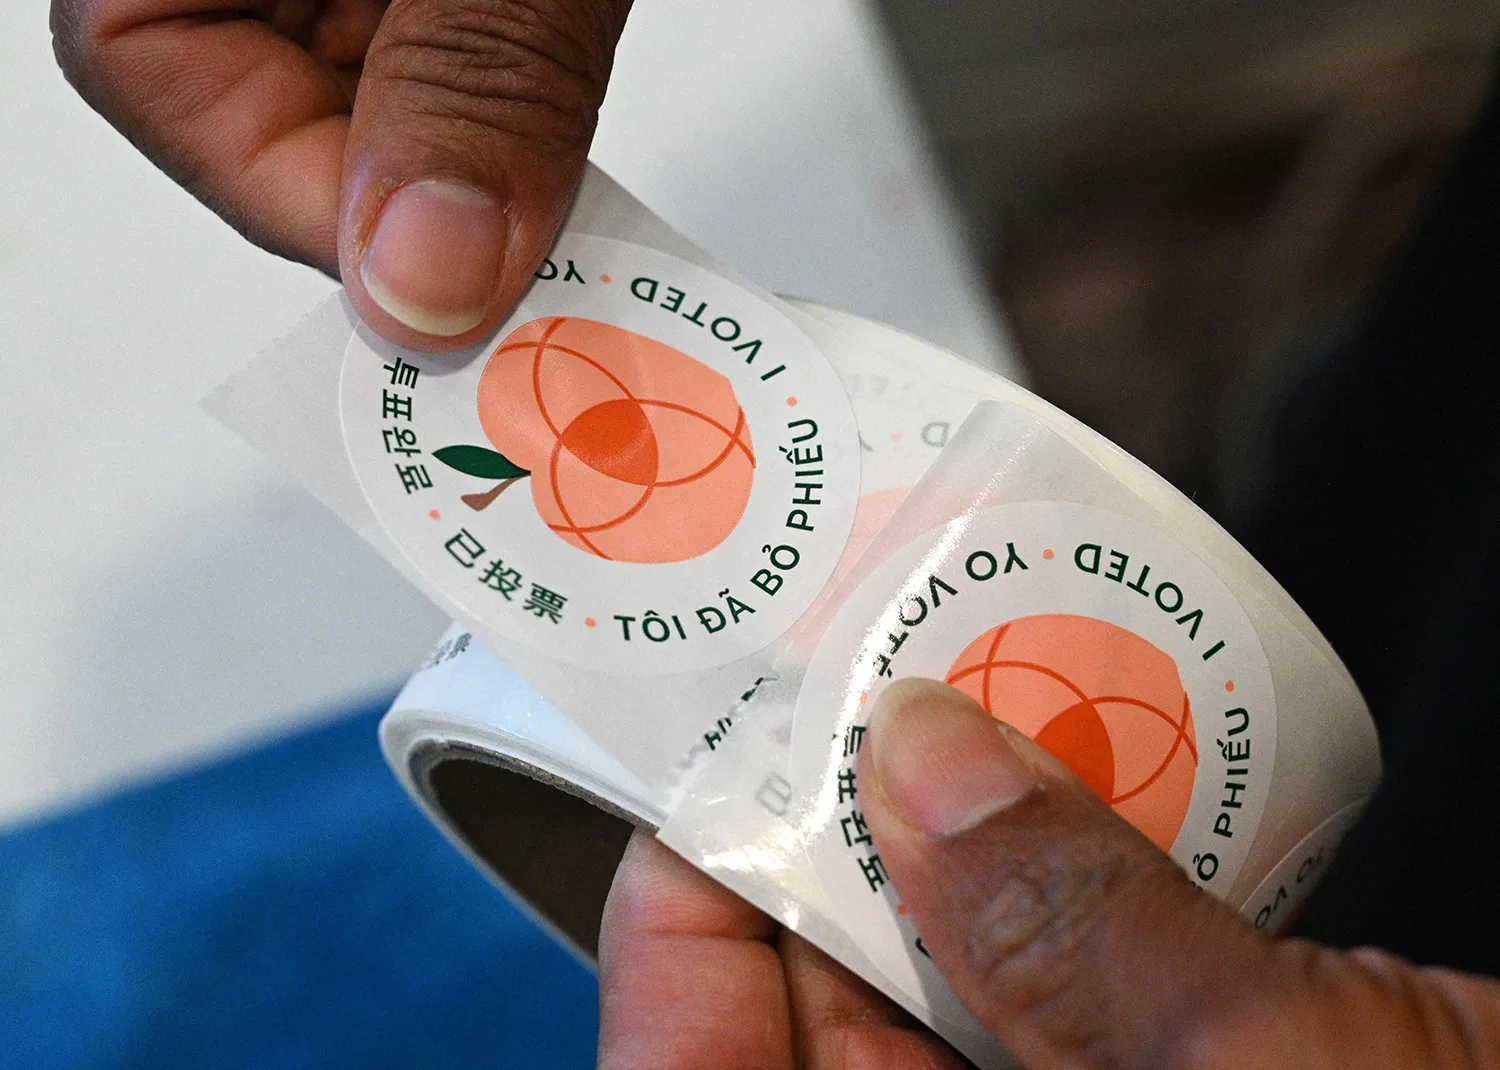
[546,408,751,539]
[523,325,648,441]
[543,431,661,539]
[508,330,758,477]
[500,325,752,451]
[1176,688,1198,761]
[947,654,1089,705]
[517,340,640,402]
[637,399,756,467]
[648,407,753,487]
[544,439,615,558]
[530,318,575,440]
[549,477,657,535]
[1084,694,1198,761]
[548,397,751,487]
[949,664,1198,760]
[1170,689,1198,763]
[494,319,760,554]
[497,334,643,407]
[1103,692,1198,762]
[1109,694,1196,805]
[979,623,1009,718]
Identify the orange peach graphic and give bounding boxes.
[466,316,755,563]
[946,614,1197,851]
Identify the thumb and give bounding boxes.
[858,678,1277,1068]
[338,0,632,351]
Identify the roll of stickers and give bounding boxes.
[207,165,1380,1067]
[658,398,1379,1065]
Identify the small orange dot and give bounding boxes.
[585,617,597,628]
[1042,548,1055,560]
[890,431,903,441]
[1225,680,1236,693]
[786,396,799,407]
[429,510,441,520]
[599,274,612,283]
[896,904,908,915]
[858,691,868,704]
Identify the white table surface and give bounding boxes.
[0,0,1015,825]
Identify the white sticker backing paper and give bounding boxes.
[207,164,1382,1070]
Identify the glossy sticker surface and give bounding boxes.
[343,235,860,675]
[790,501,1277,1011]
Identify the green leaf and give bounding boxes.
[433,445,530,480]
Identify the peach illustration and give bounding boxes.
[437,316,755,564]
[946,614,1198,851]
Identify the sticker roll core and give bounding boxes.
[380,622,655,962]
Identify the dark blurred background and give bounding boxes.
[876,0,1497,517]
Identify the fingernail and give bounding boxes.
[360,179,505,337]
[867,679,1037,838]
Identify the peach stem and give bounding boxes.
[462,476,522,511]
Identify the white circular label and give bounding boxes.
[341,235,860,674]
[790,501,1276,1009]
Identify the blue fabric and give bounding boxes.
[0,699,598,1070]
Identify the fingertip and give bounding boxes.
[598,835,794,1070]
[331,1,606,353]
[865,677,1040,839]
[602,831,777,948]
[860,680,1269,1069]
[338,176,510,351]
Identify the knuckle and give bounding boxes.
[962,820,1162,1040]
[372,0,614,152]
[965,826,1124,982]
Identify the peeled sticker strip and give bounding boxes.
[658,399,1379,1068]
[207,164,1381,1070]
[209,164,1011,807]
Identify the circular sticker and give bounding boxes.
[342,235,860,675]
[790,501,1276,1008]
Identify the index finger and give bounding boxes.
[52,0,360,270]
[597,830,793,1069]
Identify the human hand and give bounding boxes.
[50,0,631,351]
[598,828,967,1070]
[600,679,1500,1068]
